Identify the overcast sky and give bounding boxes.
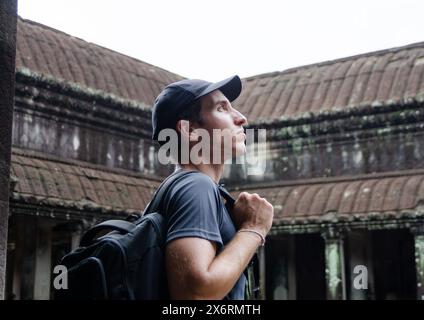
[18,0,424,81]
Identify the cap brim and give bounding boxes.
[194,75,242,102]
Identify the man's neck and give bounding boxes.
[177,163,224,184]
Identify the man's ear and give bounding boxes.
[176,120,199,142]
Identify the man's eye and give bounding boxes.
[217,105,224,111]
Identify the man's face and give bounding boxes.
[197,90,248,162]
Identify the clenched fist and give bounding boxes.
[231,192,274,237]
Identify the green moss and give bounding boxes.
[326,241,343,299]
[16,68,150,112]
[415,235,424,285]
[291,138,303,153]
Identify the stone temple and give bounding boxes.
[3,16,424,300]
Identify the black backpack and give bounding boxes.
[55,170,190,300]
[55,170,259,300]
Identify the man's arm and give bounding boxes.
[166,192,273,300]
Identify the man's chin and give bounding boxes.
[233,144,247,158]
[217,142,246,163]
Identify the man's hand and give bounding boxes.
[166,191,274,299]
[231,192,274,237]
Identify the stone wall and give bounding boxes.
[0,0,17,300]
[223,104,424,186]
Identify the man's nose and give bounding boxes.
[233,109,248,126]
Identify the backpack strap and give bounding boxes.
[143,170,192,215]
[80,220,135,247]
[80,170,191,247]
[218,184,261,300]
[217,184,235,210]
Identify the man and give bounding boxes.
[152,75,274,300]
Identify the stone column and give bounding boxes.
[12,215,23,299]
[70,223,83,251]
[33,222,53,300]
[0,0,17,300]
[322,228,347,300]
[17,215,37,300]
[346,230,374,300]
[411,225,424,300]
[287,236,297,300]
[266,235,295,300]
[13,216,54,300]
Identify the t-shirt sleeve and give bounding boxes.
[164,173,223,247]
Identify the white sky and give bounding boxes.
[18,0,424,82]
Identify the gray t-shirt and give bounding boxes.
[163,169,246,300]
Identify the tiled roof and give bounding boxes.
[16,18,424,123]
[9,148,161,216]
[235,42,424,122]
[231,170,424,224]
[10,146,424,223]
[16,17,184,106]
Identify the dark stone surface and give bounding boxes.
[0,0,17,300]
[223,127,424,187]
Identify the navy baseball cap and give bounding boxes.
[151,75,242,141]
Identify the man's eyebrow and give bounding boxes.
[214,99,229,106]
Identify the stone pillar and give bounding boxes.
[411,225,424,300]
[266,235,295,300]
[346,230,375,300]
[12,215,24,299]
[33,223,52,300]
[18,216,38,300]
[70,224,83,251]
[0,0,17,300]
[322,228,347,300]
[287,236,297,300]
[13,216,54,300]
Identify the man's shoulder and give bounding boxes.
[164,170,221,206]
[171,170,218,191]
[164,170,224,218]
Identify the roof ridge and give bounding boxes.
[244,41,424,82]
[16,67,152,112]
